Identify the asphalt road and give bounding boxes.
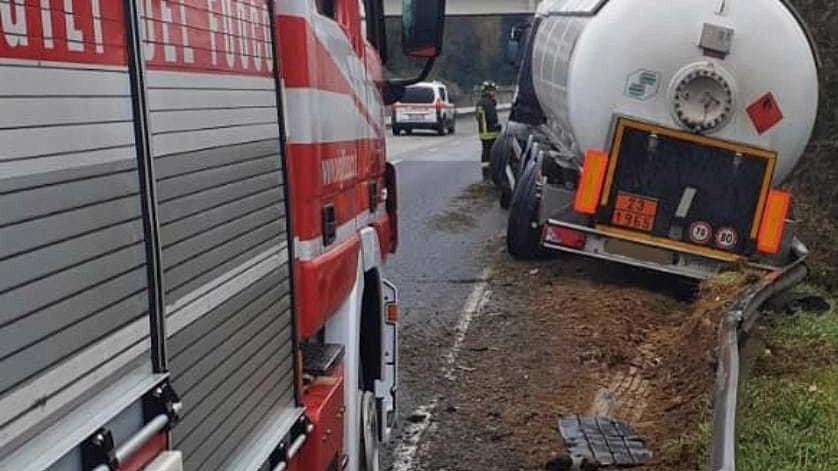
[381,114,508,469]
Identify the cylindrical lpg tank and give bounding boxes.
[531,0,819,183]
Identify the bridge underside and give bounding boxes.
[384,0,541,16]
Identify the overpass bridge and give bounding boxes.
[384,0,543,16]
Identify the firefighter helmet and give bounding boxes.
[480,81,498,95]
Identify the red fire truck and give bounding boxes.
[0,1,444,470]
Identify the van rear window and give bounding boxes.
[401,86,435,104]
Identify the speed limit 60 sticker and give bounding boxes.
[689,222,712,245]
[714,227,739,250]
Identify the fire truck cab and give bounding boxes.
[0,1,444,470]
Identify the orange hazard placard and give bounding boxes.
[747,92,784,135]
[611,193,658,232]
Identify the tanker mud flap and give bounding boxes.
[376,279,398,443]
[556,415,652,468]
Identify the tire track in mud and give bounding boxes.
[406,243,751,471]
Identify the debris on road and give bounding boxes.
[558,415,651,467]
[783,294,831,314]
[428,183,496,233]
[544,455,600,471]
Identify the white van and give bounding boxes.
[392,81,456,136]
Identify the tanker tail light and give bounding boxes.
[756,190,791,255]
[574,149,609,215]
[543,225,586,249]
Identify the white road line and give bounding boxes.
[390,401,437,471]
[391,267,493,471]
[442,268,493,381]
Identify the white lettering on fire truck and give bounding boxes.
[0,0,104,52]
[0,0,272,74]
[1,0,28,48]
[322,150,359,186]
[204,0,273,73]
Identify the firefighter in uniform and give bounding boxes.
[476,81,501,180]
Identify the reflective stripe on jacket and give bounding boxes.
[476,106,499,140]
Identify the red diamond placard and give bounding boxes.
[747,92,783,135]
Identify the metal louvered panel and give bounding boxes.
[0,12,154,462]
[143,1,299,468]
[0,0,300,468]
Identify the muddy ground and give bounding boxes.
[403,204,755,470]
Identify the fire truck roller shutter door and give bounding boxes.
[0,0,157,463]
[140,1,299,470]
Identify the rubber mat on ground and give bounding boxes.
[558,415,651,467]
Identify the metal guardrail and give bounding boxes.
[384,103,512,128]
[710,239,809,471]
[454,102,513,116]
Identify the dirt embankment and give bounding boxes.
[416,244,752,471]
[786,0,838,292]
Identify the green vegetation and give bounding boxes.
[385,15,528,101]
[736,288,838,471]
[738,369,838,471]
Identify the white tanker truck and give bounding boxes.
[500,0,820,278]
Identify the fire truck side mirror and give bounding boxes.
[401,0,445,58]
[382,0,446,105]
[506,37,520,68]
[506,23,530,68]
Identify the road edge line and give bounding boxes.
[391,267,494,471]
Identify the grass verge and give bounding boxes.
[736,286,838,471]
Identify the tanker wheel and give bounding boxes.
[360,391,380,471]
[507,159,543,259]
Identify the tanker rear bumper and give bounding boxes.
[542,219,734,280]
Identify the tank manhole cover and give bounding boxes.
[671,64,735,134]
[558,415,652,467]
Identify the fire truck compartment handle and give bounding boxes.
[91,402,182,471]
[271,423,314,471]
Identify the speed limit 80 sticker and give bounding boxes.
[714,227,739,250]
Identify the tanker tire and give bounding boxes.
[361,391,380,471]
[499,187,511,210]
[491,132,514,211]
[489,131,508,188]
[507,160,543,259]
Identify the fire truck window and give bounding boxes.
[316,0,336,18]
